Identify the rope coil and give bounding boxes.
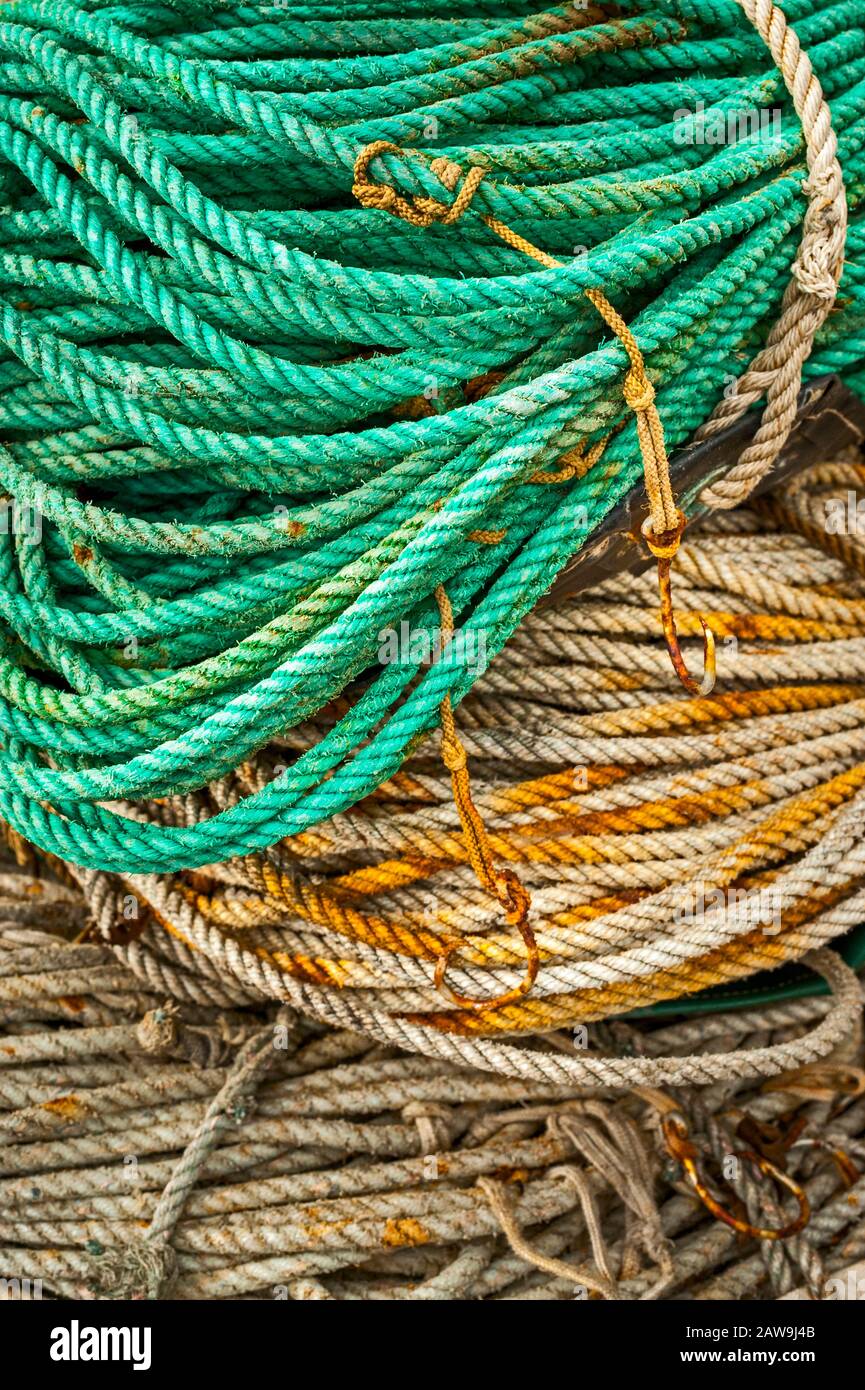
[0,0,860,888]
[1,864,863,1302]
[49,450,865,1055]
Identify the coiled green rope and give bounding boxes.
[0,0,864,872]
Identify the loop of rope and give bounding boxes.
[0,0,861,893]
[549,1101,676,1297]
[476,1174,618,1300]
[5,867,865,1301]
[352,140,487,228]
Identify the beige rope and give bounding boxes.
[3,861,865,1302]
[698,0,848,508]
[476,1174,618,1299]
[51,457,865,1082]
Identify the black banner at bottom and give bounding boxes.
[2,1292,858,1378]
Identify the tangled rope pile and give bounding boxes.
[33,451,860,1070]
[2,863,864,1301]
[0,0,864,879]
[5,1,865,1304]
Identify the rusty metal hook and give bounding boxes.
[434,872,539,1011]
[642,511,716,697]
[662,1112,810,1241]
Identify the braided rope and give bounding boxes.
[699,0,849,507]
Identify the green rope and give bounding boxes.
[0,0,864,872]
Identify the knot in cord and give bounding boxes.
[793,169,847,301]
[792,243,843,302]
[641,510,685,563]
[136,1004,179,1056]
[352,140,485,229]
[440,732,467,774]
[496,867,531,927]
[623,369,655,414]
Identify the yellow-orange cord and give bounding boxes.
[433,585,539,1010]
[353,140,716,699]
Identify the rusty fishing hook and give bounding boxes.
[663,1113,810,1241]
[642,511,716,697]
[434,870,539,1011]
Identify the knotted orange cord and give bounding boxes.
[354,140,722,1006]
[353,140,716,698]
[433,584,539,1011]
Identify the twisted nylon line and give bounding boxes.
[699,0,850,508]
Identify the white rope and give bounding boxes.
[699,0,848,507]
